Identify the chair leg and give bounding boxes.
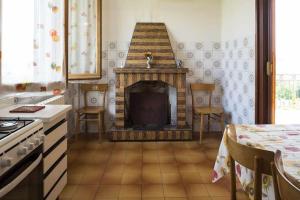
[101,112,105,135]
[76,112,80,140]
[191,113,194,132]
[220,113,225,133]
[207,114,210,133]
[85,114,88,134]
[230,156,237,200]
[254,157,262,200]
[98,114,102,142]
[199,114,204,144]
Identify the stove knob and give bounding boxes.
[17,146,28,156]
[26,142,35,150]
[38,134,45,142]
[0,157,12,168]
[32,138,40,146]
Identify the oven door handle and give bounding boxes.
[0,154,42,198]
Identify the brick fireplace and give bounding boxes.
[111,23,192,141]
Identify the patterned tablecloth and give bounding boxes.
[213,124,300,200]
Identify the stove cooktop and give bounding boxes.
[0,118,34,140]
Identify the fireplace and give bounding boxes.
[111,22,192,141]
[125,81,171,129]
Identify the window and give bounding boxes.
[1,0,65,85]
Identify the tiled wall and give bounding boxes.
[66,36,256,135]
[67,39,224,133]
[221,35,256,124]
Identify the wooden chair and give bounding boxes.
[226,125,278,200]
[76,84,108,142]
[271,150,300,200]
[190,83,224,143]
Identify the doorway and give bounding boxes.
[256,0,300,124]
[275,0,300,124]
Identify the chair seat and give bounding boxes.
[195,106,224,115]
[78,106,104,114]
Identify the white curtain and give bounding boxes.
[68,0,96,74]
[1,0,65,85]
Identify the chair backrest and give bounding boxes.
[272,150,300,200]
[226,125,275,200]
[80,84,108,107]
[190,83,215,108]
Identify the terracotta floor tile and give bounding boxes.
[71,185,98,200]
[178,164,198,172]
[181,172,203,184]
[164,198,188,200]
[143,142,158,150]
[188,197,212,200]
[95,185,121,198]
[210,197,230,200]
[156,142,172,150]
[143,155,159,163]
[185,184,210,197]
[67,173,83,184]
[236,189,250,200]
[163,184,187,198]
[175,155,193,164]
[79,167,104,184]
[158,149,174,156]
[59,185,77,199]
[162,173,182,184]
[204,183,230,197]
[205,149,219,161]
[63,136,231,200]
[101,172,123,185]
[119,185,142,198]
[142,184,164,197]
[142,171,163,184]
[143,164,161,173]
[105,164,125,174]
[160,163,179,173]
[121,172,142,184]
[159,156,177,164]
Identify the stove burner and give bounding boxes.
[0,118,34,140]
[0,121,18,131]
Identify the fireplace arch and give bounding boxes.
[124,80,177,129]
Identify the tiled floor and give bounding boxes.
[61,133,249,200]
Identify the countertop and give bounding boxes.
[0,104,72,122]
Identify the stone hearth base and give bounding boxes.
[110,127,192,141]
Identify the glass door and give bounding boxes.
[275,0,300,124]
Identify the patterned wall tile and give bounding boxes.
[221,35,255,125]
[66,37,255,134]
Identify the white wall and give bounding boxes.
[221,0,255,41]
[103,0,222,42]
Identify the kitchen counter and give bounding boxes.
[0,104,72,122]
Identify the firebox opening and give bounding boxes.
[125,81,175,130]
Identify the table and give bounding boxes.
[213,124,300,200]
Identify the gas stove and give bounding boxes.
[0,117,44,199]
[0,118,34,140]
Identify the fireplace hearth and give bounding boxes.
[125,81,171,130]
[111,22,192,141]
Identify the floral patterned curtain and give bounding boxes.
[33,0,65,83]
[0,0,65,92]
[68,0,97,74]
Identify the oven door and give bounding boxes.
[0,146,43,200]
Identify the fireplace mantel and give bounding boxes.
[114,68,189,74]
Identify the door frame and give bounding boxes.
[255,0,276,124]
